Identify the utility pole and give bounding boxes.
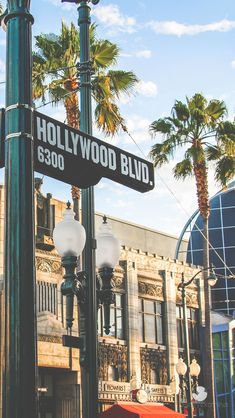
[3,1,37,418]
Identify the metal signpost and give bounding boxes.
[3,1,37,418]
[0,109,155,193]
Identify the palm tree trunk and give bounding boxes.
[194,160,215,417]
[203,217,216,418]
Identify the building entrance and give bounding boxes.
[38,368,80,418]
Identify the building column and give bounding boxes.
[124,259,141,382]
[163,270,178,379]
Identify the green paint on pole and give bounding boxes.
[3,1,37,418]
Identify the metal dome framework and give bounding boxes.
[176,182,235,316]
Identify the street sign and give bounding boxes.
[62,335,83,349]
[0,110,155,192]
[34,111,154,192]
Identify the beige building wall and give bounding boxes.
[0,183,203,417]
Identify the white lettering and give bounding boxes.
[100,145,108,168]
[70,132,79,156]
[57,126,64,151]
[134,159,141,180]
[47,122,57,146]
[37,117,47,142]
[80,137,91,160]
[108,149,116,170]
[120,154,129,176]
[142,163,149,184]
[128,157,136,179]
[91,142,99,164]
[64,129,72,153]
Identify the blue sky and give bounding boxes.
[0,0,235,235]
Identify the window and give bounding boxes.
[139,298,164,345]
[36,281,58,316]
[98,293,125,339]
[177,306,199,349]
[213,331,231,418]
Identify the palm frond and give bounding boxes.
[173,159,193,179]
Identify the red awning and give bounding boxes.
[99,403,186,418]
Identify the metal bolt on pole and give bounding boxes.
[3,1,37,418]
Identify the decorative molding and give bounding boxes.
[140,347,168,385]
[176,290,199,307]
[37,334,62,344]
[138,281,163,300]
[36,257,62,274]
[98,341,128,382]
[113,275,125,290]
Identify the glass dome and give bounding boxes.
[176,182,235,315]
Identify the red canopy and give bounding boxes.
[99,403,186,418]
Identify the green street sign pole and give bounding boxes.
[78,1,99,418]
[3,1,37,418]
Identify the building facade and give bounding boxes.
[212,311,235,418]
[0,182,205,418]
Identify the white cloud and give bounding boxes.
[147,19,235,37]
[231,60,235,69]
[44,0,74,11]
[126,115,151,132]
[0,39,6,46]
[136,80,158,97]
[92,4,136,34]
[135,50,152,58]
[120,50,152,59]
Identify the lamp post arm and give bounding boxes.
[178,265,215,290]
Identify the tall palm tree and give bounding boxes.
[33,21,138,215]
[149,93,235,418]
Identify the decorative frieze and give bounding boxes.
[38,334,62,344]
[98,341,128,382]
[176,289,198,307]
[140,347,168,385]
[138,281,163,300]
[36,257,62,274]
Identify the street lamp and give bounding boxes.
[53,202,86,329]
[97,215,121,335]
[53,207,121,415]
[176,357,200,413]
[177,266,217,418]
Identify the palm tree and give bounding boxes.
[33,21,138,216]
[149,93,235,418]
[33,21,137,133]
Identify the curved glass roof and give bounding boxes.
[176,182,235,315]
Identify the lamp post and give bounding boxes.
[53,207,120,417]
[178,266,217,418]
[3,1,37,418]
[97,216,121,335]
[176,357,200,415]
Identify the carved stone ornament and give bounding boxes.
[98,341,128,382]
[138,281,163,300]
[36,257,62,274]
[38,334,62,344]
[113,275,125,290]
[140,347,168,385]
[176,290,198,307]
